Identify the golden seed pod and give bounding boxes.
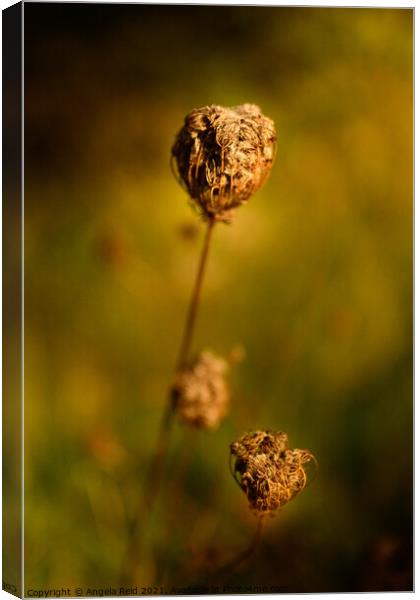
[171,104,276,223]
[230,430,316,514]
[171,351,230,429]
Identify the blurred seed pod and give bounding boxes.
[230,430,316,514]
[172,104,276,223]
[171,351,230,429]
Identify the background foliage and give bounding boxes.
[22,5,412,592]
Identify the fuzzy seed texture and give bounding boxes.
[172,351,230,429]
[172,104,276,222]
[230,430,315,514]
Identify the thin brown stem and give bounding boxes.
[215,515,265,580]
[144,401,175,511]
[146,217,216,509]
[154,428,198,584]
[119,218,216,585]
[176,217,216,369]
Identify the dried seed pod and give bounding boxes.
[171,351,230,429]
[230,430,316,514]
[172,104,276,223]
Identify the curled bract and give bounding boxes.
[172,104,276,223]
[230,430,316,513]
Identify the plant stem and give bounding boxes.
[147,216,216,508]
[120,217,216,584]
[215,515,265,580]
[176,217,216,369]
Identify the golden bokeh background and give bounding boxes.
[19,4,413,592]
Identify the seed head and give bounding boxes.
[171,351,230,429]
[172,104,276,223]
[230,430,316,514]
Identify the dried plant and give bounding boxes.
[122,104,276,585]
[207,430,317,580]
[230,430,316,514]
[172,351,230,429]
[172,104,276,223]
[147,103,273,508]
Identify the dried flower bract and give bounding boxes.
[172,104,276,222]
[171,351,230,429]
[230,430,315,513]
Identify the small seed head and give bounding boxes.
[230,430,316,514]
[172,351,230,429]
[172,104,276,223]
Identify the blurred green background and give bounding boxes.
[22,4,412,593]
